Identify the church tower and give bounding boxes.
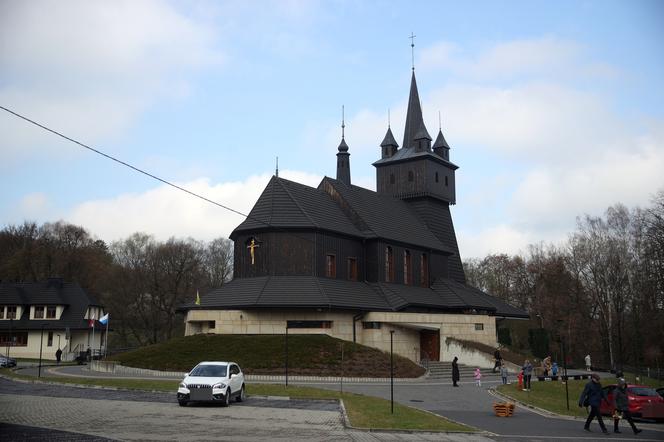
[336,108,351,186]
[373,69,465,283]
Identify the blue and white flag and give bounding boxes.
[99,313,109,325]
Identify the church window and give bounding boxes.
[47,331,53,347]
[385,247,394,282]
[403,250,412,285]
[34,306,45,319]
[362,322,382,329]
[435,172,439,183]
[326,254,336,278]
[6,306,16,319]
[408,171,414,182]
[46,306,56,319]
[347,258,358,281]
[445,176,449,186]
[0,307,4,319]
[475,323,484,331]
[420,254,428,287]
[390,173,395,184]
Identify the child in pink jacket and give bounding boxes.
[474,368,482,387]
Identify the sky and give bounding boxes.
[1,0,663,259]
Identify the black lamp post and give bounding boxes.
[285,322,289,387]
[556,319,569,410]
[6,318,12,360]
[38,323,45,378]
[390,330,395,414]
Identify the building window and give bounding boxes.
[390,173,395,184]
[403,250,412,285]
[408,170,414,182]
[6,306,17,319]
[0,307,4,319]
[208,321,215,329]
[385,246,394,282]
[420,254,428,287]
[34,306,45,319]
[326,254,336,278]
[347,258,358,281]
[287,320,332,329]
[435,172,439,183]
[46,306,57,319]
[475,323,484,331]
[0,332,27,347]
[47,331,53,347]
[445,176,449,186]
[362,322,382,329]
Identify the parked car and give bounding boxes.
[600,384,664,421]
[177,361,245,407]
[0,353,17,368]
[657,387,664,400]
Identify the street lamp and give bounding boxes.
[285,321,289,387]
[390,330,395,414]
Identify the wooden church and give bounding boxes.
[182,67,527,363]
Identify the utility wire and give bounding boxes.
[1,105,249,220]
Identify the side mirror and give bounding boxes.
[184,372,189,377]
[230,373,236,379]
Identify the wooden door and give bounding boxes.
[420,329,440,361]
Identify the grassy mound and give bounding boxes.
[111,334,426,378]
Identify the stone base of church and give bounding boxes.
[184,309,497,365]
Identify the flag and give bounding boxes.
[99,313,109,325]
[195,290,201,306]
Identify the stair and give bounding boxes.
[425,361,501,380]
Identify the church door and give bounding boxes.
[420,329,440,361]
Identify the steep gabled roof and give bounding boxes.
[231,176,364,239]
[321,178,452,253]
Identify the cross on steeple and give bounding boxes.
[409,32,416,71]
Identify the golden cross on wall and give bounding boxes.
[247,238,260,265]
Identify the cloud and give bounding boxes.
[67,170,322,242]
[458,224,535,259]
[0,0,223,155]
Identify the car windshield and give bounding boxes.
[628,387,659,397]
[189,364,227,377]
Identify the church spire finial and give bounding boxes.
[341,105,345,139]
[336,105,351,185]
[409,32,416,71]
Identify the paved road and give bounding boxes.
[0,378,491,441]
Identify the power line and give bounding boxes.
[1,105,249,220]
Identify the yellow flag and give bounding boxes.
[195,290,201,306]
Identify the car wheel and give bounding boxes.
[178,399,188,407]
[222,390,230,407]
[236,385,245,403]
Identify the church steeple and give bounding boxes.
[336,106,351,185]
[380,126,398,159]
[433,129,450,160]
[402,71,429,150]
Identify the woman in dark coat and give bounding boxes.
[452,356,460,387]
[613,379,641,434]
[578,373,608,433]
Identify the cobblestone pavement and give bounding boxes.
[0,378,492,441]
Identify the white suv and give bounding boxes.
[177,361,246,407]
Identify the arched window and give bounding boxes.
[390,173,395,184]
[408,171,414,182]
[385,246,394,282]
[420,254,428,287]
[435,172,439,183]
[404,250,412,285]
[445,176,449,186]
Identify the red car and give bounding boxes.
[600,384,664,421]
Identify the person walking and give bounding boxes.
[522,359,533,391]
[578,373,609,434]
[613,379,642,434]
[500,362,509,385]
[452,356,460,387]
[474,368,482,387]
[55,348,62,364]
[493,347,502,373]
[585,354,592,372]
[551,361,558,378]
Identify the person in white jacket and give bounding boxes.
[585,354,592,372]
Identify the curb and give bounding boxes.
[489,387,584,421]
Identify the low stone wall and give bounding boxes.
[441,339,521,373]
[90,360,186,378]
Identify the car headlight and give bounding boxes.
[179,382,186,388]
[212,382,226,389]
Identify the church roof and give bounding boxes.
[402,71,426,149]
[231,176,364,239]
[372,147,458,169]
[432,129,450,150]
[183,276,528,318]
[233,176,452,253]
[380,127,398,147]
